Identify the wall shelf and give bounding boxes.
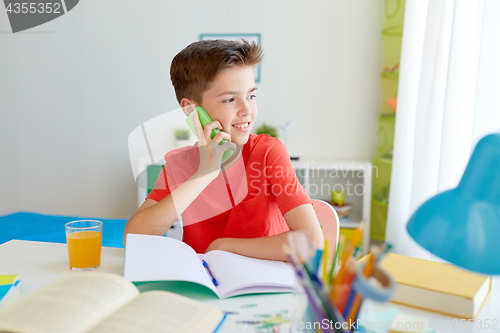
[292,158,373,255]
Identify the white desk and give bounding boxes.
[1,240,499,333]
[0,240,307,333]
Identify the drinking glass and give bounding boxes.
[65,220,102,271]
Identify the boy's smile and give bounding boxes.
[200,65,258,147]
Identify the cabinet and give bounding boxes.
[292,159,372,255]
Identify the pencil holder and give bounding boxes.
[350,263,396,333]
[352,263,395,303]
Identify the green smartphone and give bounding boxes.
[186,106,235,163]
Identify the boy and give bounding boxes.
[124,39,323,261]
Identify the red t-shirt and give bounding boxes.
[146,134,311,253]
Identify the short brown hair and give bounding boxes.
[170,39,263,104]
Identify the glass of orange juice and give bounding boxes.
[65,220,103,271]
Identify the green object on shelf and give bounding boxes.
[331,190,345,206]
[174,128,190,140]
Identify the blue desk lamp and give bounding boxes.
[407,134,500,274]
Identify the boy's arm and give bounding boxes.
[205,204,324,261]
[123,170,219,245]
[124,110,236,245]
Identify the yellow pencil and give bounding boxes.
[322,239,330,284]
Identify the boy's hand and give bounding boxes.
[192,110,236,178]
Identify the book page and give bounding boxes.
[0,273,138,333]
[123,234,218,296]
[202,250,296,298]
[85,291,223,333]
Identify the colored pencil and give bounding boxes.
[322,238,330,284]
[328,235,344,286]
[337,265,356,313]
[282,245,335,333]
[333,224,363,290]
[301,260,346,333]
[314,248,323,275]
[331,223,363,304]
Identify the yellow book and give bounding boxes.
[379,253,491,319]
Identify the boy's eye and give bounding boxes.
[223,97,234,103]
[247,94,257,100]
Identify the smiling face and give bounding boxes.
[199,65,258,147]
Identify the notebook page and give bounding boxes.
[123,234,218,296]
[202,250,296,298]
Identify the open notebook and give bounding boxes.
[123,234,296,298]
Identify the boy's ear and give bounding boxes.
[180,98,196,116]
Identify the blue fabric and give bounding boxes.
[0,212,127,248]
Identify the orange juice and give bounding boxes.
[67,231,102,269]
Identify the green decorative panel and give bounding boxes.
[377,116,396,158]
[370,0,405,241]
[371,199,389,241]
[382,0,405,68]
[372,158,392,199]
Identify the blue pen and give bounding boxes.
[342,288,357,319]
[202,260,218,286]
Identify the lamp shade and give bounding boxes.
[407,134,500,275]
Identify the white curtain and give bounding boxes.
[385,0,500,259]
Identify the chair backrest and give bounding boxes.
[128,109,197,183]
[311,199,340,259]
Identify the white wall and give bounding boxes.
[0,0,383,218]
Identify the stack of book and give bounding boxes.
[380,253,491,319]
[331,203,352,222]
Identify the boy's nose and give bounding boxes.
[237,103,251,116]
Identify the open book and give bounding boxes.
[123,234,296,298]
[0,273,223,333]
